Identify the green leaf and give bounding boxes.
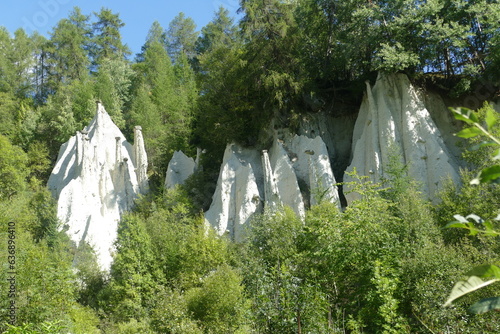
[485,108,496,131]
[448,215,479,232]
[493,148,500,161]
[467,265,500,279]
[477,165,500,183]
[450,107,479,124]
[456,127,483,138]
[468,297,500,314]
[444,276,499,307]
[444,222,469,229]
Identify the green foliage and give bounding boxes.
[368,261,409,333]
[94,57,132,128]
[0,192,100,333]
[101,214,158,323]
[28,189,58,245]
[90,7,130,65]
[2,321,66,334]
[37,78,94,158]
[149,287,202,334]
[47,7,91,86]
[435,105,500,247]
[442,106,500,315]
[241,208,330,333]
[0,135,28,199]
[186,265,249,333]
[130,36,196,178]
[0,92,18,138]
[375,42,420,73]
[166,12,198,61]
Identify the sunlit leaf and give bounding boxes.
[470,177,481,185]
[468,297,500,314]
[493,148,500,161]
[444,222,469,229]
[444,220,478,236]
[477,165,500,183]
[450,107,479,124]
[467,264,500,279]
[485,108,497,131]
[443,276,499,307]
[456,127,482,138]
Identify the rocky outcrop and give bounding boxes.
[48,102,148,270]
[165,151,196,189]
[298,112,357,181]
[204,136,340,240]
[287,135,340,207]
[204,144,263,241]
[344,73,461,203]
[268,139,305,219]
[262,150,281,212]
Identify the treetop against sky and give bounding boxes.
[0,0,240,55]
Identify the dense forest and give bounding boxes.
[0,0,500,333]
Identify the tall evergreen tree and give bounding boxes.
[166,12,198,61]
[130,38,196,178]
[94,57,132,128]
[91,7,130,67]
[195,7,238,56]
[47,7,91,86]
[135,20,167,62]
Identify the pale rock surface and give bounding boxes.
[134,126,149,193]
[298,112,357,179]
[205,137,339,240]
[204,144,263,242]
[48,102,148,271]
[344,73,460,203]
[261,150,282,212]
[423,92,464,162]
[165,151,196,189]
[286,135,341,207]
[268,139,305,219]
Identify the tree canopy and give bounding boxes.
[0,2,499,332]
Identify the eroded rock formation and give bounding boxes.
[344,73,461,203]
[204,144,263,241]
[204,136,340,240]
[48,102,148,270]
[165,151,196,189]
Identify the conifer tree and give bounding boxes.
[166,12,198,61]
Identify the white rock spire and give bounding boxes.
[344,73,460,203]
[48,102,148,271]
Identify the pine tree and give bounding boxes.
[166,12,198,61]
[90,7,130,68]
[47,7,91,86]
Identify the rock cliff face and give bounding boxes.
[203,136,340,240]
[204,144,263,241]
[202,73,467,238]
[48,102,148,270]
[165,151,196,189]
[344,73,461,203]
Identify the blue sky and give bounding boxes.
[0,0,241,56]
